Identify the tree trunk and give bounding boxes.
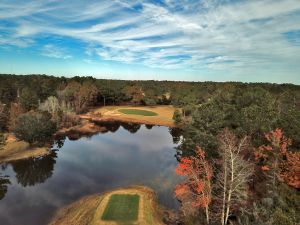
[224,151,234,225]
[205,206,210,225]
[221,160,227,225]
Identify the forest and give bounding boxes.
[0,74,299,225]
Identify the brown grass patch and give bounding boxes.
[55,120,108,140]
[49,194,103,225]
[0,135,50,163]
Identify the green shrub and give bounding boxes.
[173,109,182,124]
[13,111,56,144]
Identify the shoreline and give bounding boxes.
[54,120,108,140]
[0,105,178,163]
[0,134,51,164]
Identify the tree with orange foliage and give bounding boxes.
[255,128,300,189]
[175,146,212,225]
[281,151,300,188]
[255,129,289,186]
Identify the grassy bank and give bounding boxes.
[49,186,164,225]
[0,134,50,163]
[55,120,108,140]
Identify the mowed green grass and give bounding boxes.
[101,194,140,221]
[118,108,158,116]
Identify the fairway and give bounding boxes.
[118,108,158,116]
[101,194,140,221]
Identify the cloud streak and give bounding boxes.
[41,44,72,59]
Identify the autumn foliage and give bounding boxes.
[255,128,300,189]
[255,128,292,163]
[175,146,212,224]
[281,151,300,189]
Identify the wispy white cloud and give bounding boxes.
[41,44,72,59]
[0,0,299,80]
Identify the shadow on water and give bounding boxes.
[168,127,182,145]
[93,121,142,134]
[62,121,145,141]
[0,151,57,199]
[0,172,10,200]
[145,124,154,129]
[121,123,141,133]
[10,151,57,187]
[94,121,182,144]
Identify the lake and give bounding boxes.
[0,122,182,225]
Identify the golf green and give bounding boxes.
[118,108,158,116]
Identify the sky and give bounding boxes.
[0,0,300,84]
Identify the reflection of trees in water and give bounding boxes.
[11,151,57,187]
[169,127,182,144]
[121,123,141,133]
[105,123,120,133]
[0,173,10,200]
[53,137,65,149]
[93,121,120,133]
[99,121,141,133]
[55,122,183,146]
[145,124,154,130]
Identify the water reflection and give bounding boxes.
[53,138,65,149]
[0,173,10,200]
[95,121,142,133]
[0,123,182,225]
[169,127,182,144]
[93,121,121,133]
[121,123,141,133]
[11,152,57,187]
[145,124,154,130]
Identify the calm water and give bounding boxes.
[0,123,182,225]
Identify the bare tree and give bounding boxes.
[216,129,253,225]
[39,96,60,117]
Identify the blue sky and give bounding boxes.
[0,0,300,83]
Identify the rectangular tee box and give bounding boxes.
[101,194,140,221]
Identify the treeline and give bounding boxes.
[0,74,300,144]
[177,84,300,153]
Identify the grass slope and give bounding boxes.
[49,186,164,225]
[0,135,50,163]
[101,194,140,221]
[118,109,158,116]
